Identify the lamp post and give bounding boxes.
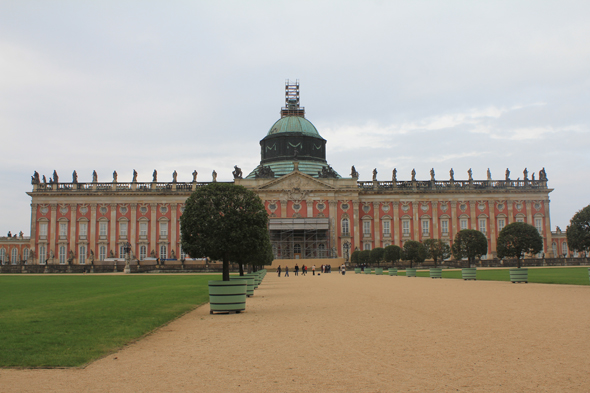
[123,242,132,274]
[343,241,351,266]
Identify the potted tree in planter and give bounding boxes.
[359,250,371,274]
[566,204,590,282]
[451,229,488,280]
[403,240,426,277]
[384,245,401,275]
[180,183,270,313]
[370,247,385,275]
[351,250,362,273]
[497,222,543,283]
[423,239,451,279]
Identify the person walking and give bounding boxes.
[303,265,307,275]
[294,264,299,276]
[285,265,289,277]
[312,265,316,275]
[341,264,346,275]
[277,265,281,277]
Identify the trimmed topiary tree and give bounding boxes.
[423,239,451,268]
[497,222,543,269]
[383,245,401,266]
[566,204,590,255]
[370,247,385,266]
[451,229,488,268]
[359,250,371,266]
[402,240,426,268]
[351,250,361,265]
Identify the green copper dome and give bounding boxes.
[267,116,321,137]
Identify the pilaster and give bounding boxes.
[150,203,157,256]
[450,201,457,242]
[413,202,419,240]
[328,201,337,254]
[70,204,77,263]
[489,200,496,256]
[392,202,399,247]
[507,201,514,224]
[544,199,553,256]
[353,201,360,250]
[50,204,57,261]
[130,203,137,257]
[110,203,117,255]
[170,203,178,258]
[373,202,381,247]
[432,201,439,240]
[470,201,477,230]
[30,203,37,264]
[90,204,97,255]
[306,199,313,218]
[280,200,288,218]
[526,200,533,225]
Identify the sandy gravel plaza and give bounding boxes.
[1,271,589,392]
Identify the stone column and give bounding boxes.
[413,202,419,240]
[470,201,477,230]
[280,199,288,218]
[489,200,496,256]
[507,201,514,224]
[450,201,457,241]
[130,203,137,257]
[70,204,77,262]
[30,203,37,264]
[110,203,117,256]
[432,201,439,240]
[373,202,381,247]
[50,204,57,260]
[170,203,178,258]
[150,203,157,256]
[352,201,360,250]
[328,201,337,254]
[544,199,553,256]
[526,200,533,225]
[90,204,97,255]
[306,199,314,218]
[392,202,400,246]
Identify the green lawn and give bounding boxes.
[394,267,590,285]
[0,275,214,368]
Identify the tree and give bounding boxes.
[351,250,361,265]
[238,228,274,275]
[497,222,543,269]
[451,229,488,268]
[358,250,371,265]
[370,247,385,266]
[402,240,426,268]
[566,204,590,254]
[423,239,451,267]
[383,245,401,266]
[180,183,270,281]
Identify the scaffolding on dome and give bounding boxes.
[269,218,331,259]
[281,79,305,118]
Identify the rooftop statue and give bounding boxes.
[53,170,59,184]
[430,168,435,182]
[92,170,97,182]
[532,172,535,181]
[232,165,243,179]
[487,168,492,181]
[539,167,547,181]
[42,175,47,184]
[152,170,157,182]
[392,168,397,182]
[172,170,178,183]
[113,171,118,183]
[411,169,416,181]
[132,170,138,183]
[505,168,510,181]
[372,168,378,181]
[468,168,473,181]
[350,166,359,179]
[523,168,528,180]
[192,170,198,182]
[318,165,338,179]
[72,170,78,184]
[449,168,454,181]
[31,171,40,185]
[212,170,217,182]
[255,166,275,179]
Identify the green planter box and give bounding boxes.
[230,276,254,297]
[406,268,417,277]
[354,268,362,274]
[509,268,528,283]
[364,268,372,274]
[430,268,442,279]
[208,280,247,314]
[375,268,383,275]
[462,268,477,280]
[244,273,260,289]
[389,268,398,276]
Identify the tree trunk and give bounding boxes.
[222,254,230,281]
[517,257,521,269]
[238,262,244,276]
[434,258,438,268]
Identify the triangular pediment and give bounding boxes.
[256,171,336,191]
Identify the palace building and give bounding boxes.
[0,81,571,267]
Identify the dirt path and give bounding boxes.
[1,272,589,392]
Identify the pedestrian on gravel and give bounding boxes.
[277,265,281,277]
[312,265,316,275]
[285,265,289,277]
[294,264,299,276]
[303,265,307,275]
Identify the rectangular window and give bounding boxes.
[140,245,147,260]
[79,246,86,265]
[460,219,468,230]
[497,218,505,233]
[160,245,167,260]
[363,243,371,251]
[139,222,148,236]
[516,217,525,223]
[99,222,108,236]
[79,222,88,237]
[59,246,66,264]
[39,223,48,237]
[59,223,67,237]
[180,247,187,260]
[402,220,410,235]
[441,220,449,235]
[119,222,128,237]
[421,220,429,235]
[383,221,390,235]
[38,245,46,264]
[160,222,168,237]
[479,219,487,234]
[363,221,371,235]
[99,245,106,261]
[535,218,543,234]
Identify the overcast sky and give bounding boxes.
[1,1,589,236]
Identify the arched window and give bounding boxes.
[341,218,350,234]
[561,242,568,256]
[59,246,66,264]
[294,244,301,254]
[139,245,147,260]
[79,245,86,265]
[160,245,167,260]
[11,248,18,264]
[23,248,29,262]
[552,242,557,257]
[38,245,46,264]
[0,248,6,264]
[99,245,106,261]
[119,245,126,258]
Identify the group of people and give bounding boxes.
[277,263,347,277]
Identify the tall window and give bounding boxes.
[341,218,350,234]
[99,245,106,261]
[11,248,18,264]
[23,248,29,262]
[140,245,147,260]
[402,220,410,235]
[160,222,168,237]
[99,222,108,236]
[497,218,505,233]
[383,221,390,235]
[79,245,86,264]
[59,223,67,237]
[79,222,88,237]
[552,242,557,257]
[479,219,487,234]
[180,247,187,260]
[441,220,449,235]
[119,245,126,258]
[318,244,326,257]
[460,219,468,230]
[139,222,148,236]
[0,248,5,264]
[535,218,543,234]
[160,245,167,260]
[363,221,371,235]
[39,223,48,237]
[421,220,429,235]
[294,244,301,254]
[561,242,568,256]
[38,245,46,264]
[364,243,371,250]
[119,222,128,237]
[59,246,66,264]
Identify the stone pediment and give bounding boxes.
[257,171,336,194]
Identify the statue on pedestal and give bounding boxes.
[212,170,217,182]
[192,170,198,182]
[172,170,178,183]
[92,170,98,182]
[53,170,59,184]
[449,168,454,181]
[468,168,473,181]
[112,171,117,182]
[430,168,435,182]
[505,168,510,181]
[72,171,78,183]
[31,171,40,184]
[350,166,359,179]
[487,168,492,181]
[132,170,138,182]
[152,170,157,182]
[232,166,243,179]
[372,168,378,181]
[392,168,397,182]
[523,168,528,180]
[411,169,416,181]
